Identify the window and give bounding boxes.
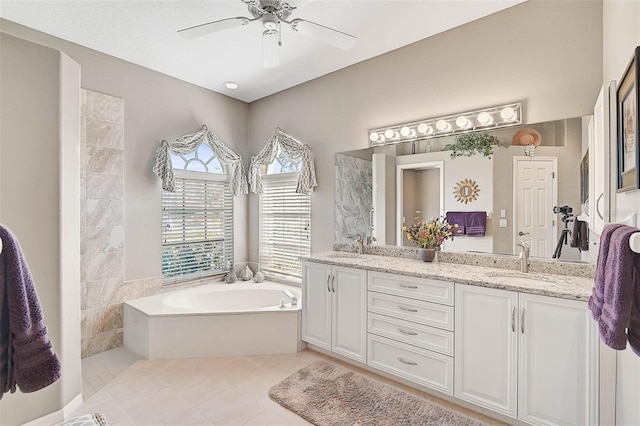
[259,153,310,280]
[162,144,233,284]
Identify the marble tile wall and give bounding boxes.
[81,89,128,357]
[334,153,373,243]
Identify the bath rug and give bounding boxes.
[269,360,487,426]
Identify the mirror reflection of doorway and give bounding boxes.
[513,157,558,257]
[396,161,445,246]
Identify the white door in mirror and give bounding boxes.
[514,157,557,257]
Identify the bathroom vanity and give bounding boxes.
[301,251,598,426]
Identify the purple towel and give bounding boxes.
[445,212,466,235]
[465,211,487,237]
[0,224,61,398]
[589,224,640,354]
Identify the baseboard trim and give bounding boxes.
[22,393,83,426]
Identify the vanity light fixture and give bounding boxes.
[368,102,522,146]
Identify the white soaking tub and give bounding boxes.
[123,281,303,359]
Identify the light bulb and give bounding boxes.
[400,126,412,137]
[456,116,470,128]
[477,112,492,125]
[436,119,450,131]
[384,129,395,139]
[369,132,379,143]
[417,123,429,134]
[500,107,516,121]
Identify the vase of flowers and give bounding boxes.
[402,216,456,262]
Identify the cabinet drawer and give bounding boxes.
[368,271,454,305]
[368,312,454,356]
[367,334,453,395]
[368,291,454,331]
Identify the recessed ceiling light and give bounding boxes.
[224,81,239,90]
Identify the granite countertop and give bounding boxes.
[301,251,596,302]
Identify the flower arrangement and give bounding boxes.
[402,216,457,249]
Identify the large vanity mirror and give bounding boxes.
[335,116,594,262]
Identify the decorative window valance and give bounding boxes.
[153,125,248,195]
[248,128,317,194]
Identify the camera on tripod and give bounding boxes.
[553,205,573,215]
[552,205,574,259]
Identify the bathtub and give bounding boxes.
[123,281,304,359]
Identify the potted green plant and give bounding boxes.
[443,132,508,159]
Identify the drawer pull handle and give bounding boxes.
[397,305,418,313]
[397,328,418,336]
[397,357,418,366]
[397,283,418,289]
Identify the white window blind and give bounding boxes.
[259,173,311,279]
[162,172,233,284]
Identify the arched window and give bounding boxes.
[162,144,232,284]
[259,149,310,280]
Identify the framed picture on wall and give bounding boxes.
[616,46,640,192]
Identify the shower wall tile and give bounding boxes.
[334,154,373,243]
[86,118,125,149]
[97,304,124,333]
[87,147,124,175]
[86,174,123,200]
[84,277,124,310]
[82,249,123,283]
[85,91,124,125]
[86,329,123,358]
[86,199,123,227]
[84,226,124,255]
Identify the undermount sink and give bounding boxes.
[326,253,366,259]
[484,271,565,285]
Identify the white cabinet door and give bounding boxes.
[454,284,518,418]
[332,266,367,363]
[518,293,597,426]
[301,262,332,350]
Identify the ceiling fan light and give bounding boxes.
[289,18,356,50]
[262,29,280,68]
[262,13,279,30]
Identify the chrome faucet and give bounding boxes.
[354,235,365,254]
[517,240,530,273]
[282,290,297,306]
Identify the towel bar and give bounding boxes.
[630,233,640,254]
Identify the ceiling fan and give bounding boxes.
[178,0,356,68]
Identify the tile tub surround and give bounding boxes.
[305,251,595,301]
[81,89,126,358]
[333,242,596,279]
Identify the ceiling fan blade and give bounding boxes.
[178,17,250,39]
[288,18,356,50]
[263,30,280,68]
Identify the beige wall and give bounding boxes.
[602,2,640,424]
[247,0,603,260]
[0,33,82,426]
[0,19,251,282]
